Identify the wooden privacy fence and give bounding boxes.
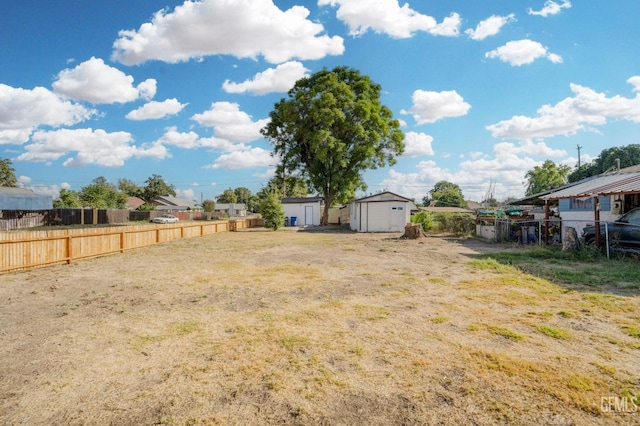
[0,218,263,274]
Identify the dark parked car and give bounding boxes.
[582,207,640,254]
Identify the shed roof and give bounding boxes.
[541,169,640,200]
[353,191,413,203]
[281,197,323,204]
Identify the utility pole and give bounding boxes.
[577,144,582,168]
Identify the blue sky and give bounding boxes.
[2,0,640,203]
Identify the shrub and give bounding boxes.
[411,211,434,231]
[259,191,285,231]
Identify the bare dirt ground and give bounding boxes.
[1,227,638,425]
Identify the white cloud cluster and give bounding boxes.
[318,0,460,38]
[111,0,344,65]
[402,132,434,157]
[528,0,571,17]
[192,101,269,143]
[0,84,95,144]
[380,137,568,201]
[17,128,137,167]
[53,57,156,103]
[401,90,471,124]
[126,98,187,121]
[487,78,640,139]
[485,39,562,66]
[222,61,309,95]
[465,14,515,41]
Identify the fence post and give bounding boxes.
[120,231,125,253]
[67,235,73,264]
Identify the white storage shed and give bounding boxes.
[281,197,323,226]
[349,191,413,232]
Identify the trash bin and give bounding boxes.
[285,217,289,226]
[291,216,297,226]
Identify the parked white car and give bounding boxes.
[152,214,179,224]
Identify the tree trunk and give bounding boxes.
[403,223,425,239]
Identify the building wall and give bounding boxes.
[350,201,409,232]
[559,196,613,236]
[282,202,321,226]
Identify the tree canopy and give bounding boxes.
[424,181,468,208]
[0,158,18,187]
[261,66,404,225]
[80,177,128,209]
[568,144,640,182]
[525,160,571,196]
[217,188,238,204]
[141,174,176,202]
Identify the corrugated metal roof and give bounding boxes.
[542,171,640,200]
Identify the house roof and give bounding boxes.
[421,206,474,214]
[215,203,247,209]
[0,187,38,195]
[281,197,323,204]
[126,196,145,209]
[152,195,198,208]
[0,186,53,210]
[353,191,413,203]
[541,168,640,201]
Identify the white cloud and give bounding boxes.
[156,127,201,149]
[402,131,434,157]
[401,89,471,124]
[176,188,196,200]
[485,39,562,66]
[0,84,95,144]
[135,141,171,160]
[465,14,515,41]
[487,79,640,139]
[17,128,138,167]
[627,76,640,92]
[319,0,460,38]
[222,61,309,95]
[126,98,187,120]
[528,0,571,17]
[207,147,273,169]
[112,0,344,65]
[192,101,269,143]
[379,137,573,202]
[52,57,156,104]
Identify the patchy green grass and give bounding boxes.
[475,246,640,288]
[536,325,571,339]
[621,325,640,338]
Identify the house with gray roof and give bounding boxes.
[0,187,53,210]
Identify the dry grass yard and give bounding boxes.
[1,227,639,425]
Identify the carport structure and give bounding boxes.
[539,165,640,246]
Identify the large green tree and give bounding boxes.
[118,178,143,198]
[0,158,18,187]
[80,177,128,209]
[141,174,176,202]
[233,187,252,205]
[525,160,571,196]
[217,188,238,204]
[425,181,468,208]
[261,66,404,225]
[568,144,640,182]
[53,188,82,208]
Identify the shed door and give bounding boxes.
[305,206,313,226]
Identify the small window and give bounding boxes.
[570,198,593,209]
